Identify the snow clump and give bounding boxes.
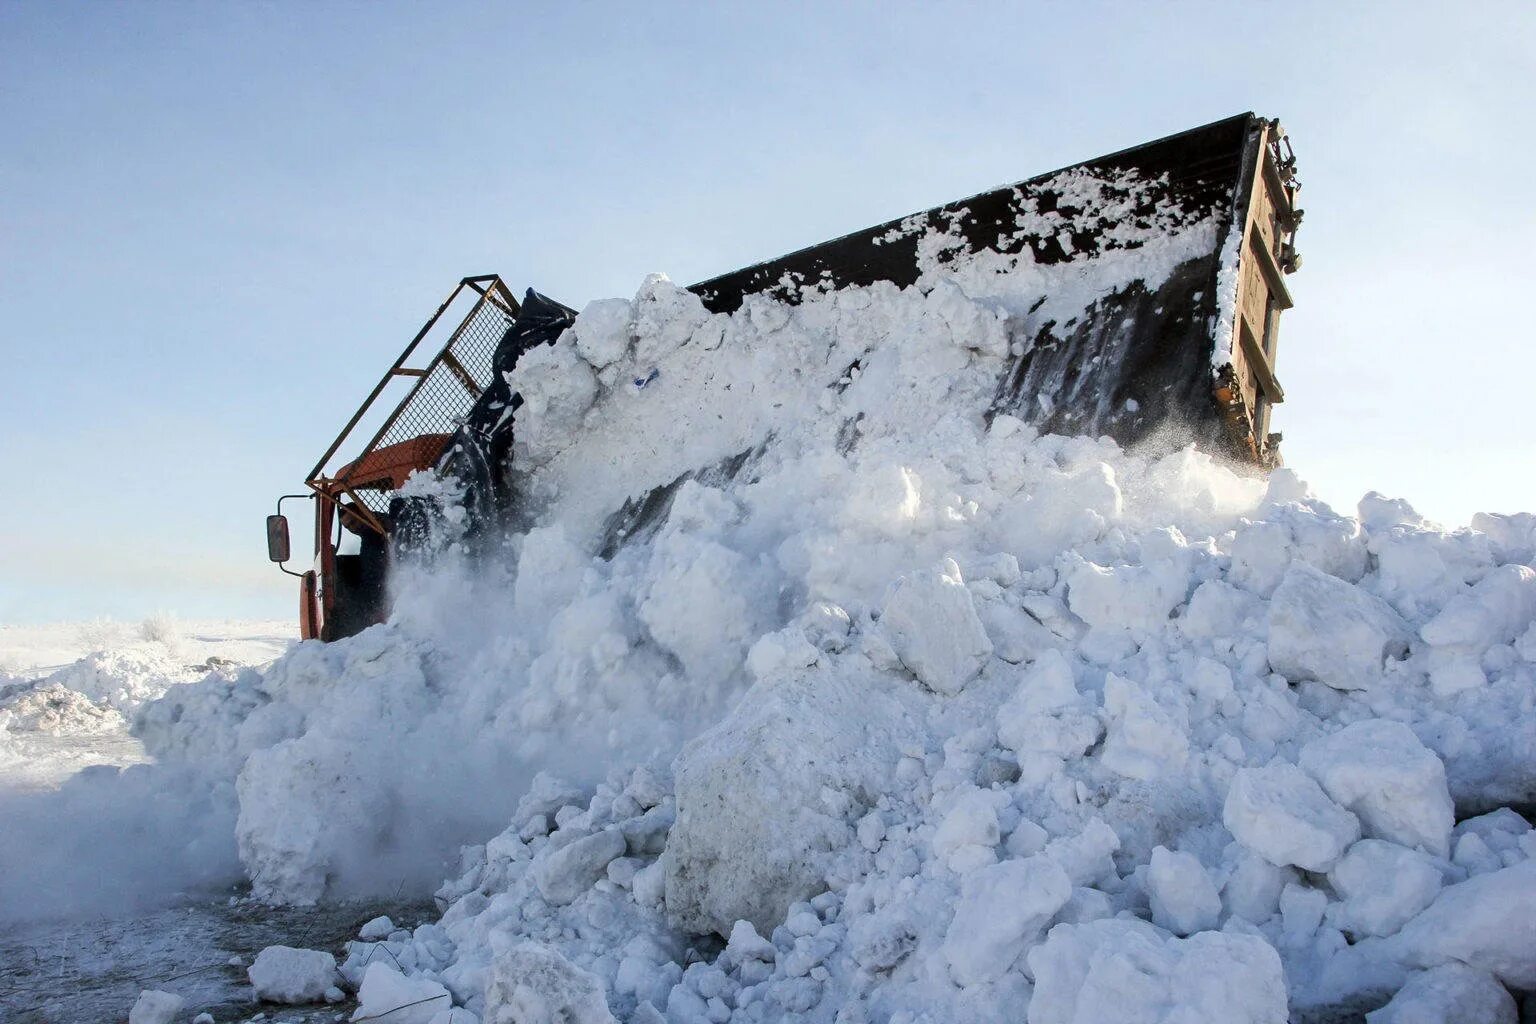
[129,990,185,1024]
[248,945,339,1003]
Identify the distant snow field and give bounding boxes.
[0,617,293,791]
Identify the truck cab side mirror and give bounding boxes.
[266,514,292,563]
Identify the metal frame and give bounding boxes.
[1214,119,1301,467]
[304,274,520,536]
[269,494,313,578]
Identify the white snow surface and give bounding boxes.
[20,192,1536,1020]
[0,617,292,793]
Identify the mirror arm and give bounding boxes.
[272,494,313,579]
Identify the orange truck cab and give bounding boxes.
[266,276,522,641]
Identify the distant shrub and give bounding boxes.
[138,612,185,650]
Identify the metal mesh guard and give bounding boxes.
[354,295,512,512]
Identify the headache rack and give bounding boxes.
[306,275,521,531]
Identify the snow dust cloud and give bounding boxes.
[0,620,289,925]
[0,764,239,925]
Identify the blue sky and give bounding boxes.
[2,2,1533,623]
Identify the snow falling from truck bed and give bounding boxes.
[9,165,1536,1022]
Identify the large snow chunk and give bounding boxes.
[745,626,821,681]
[1223,762,1360,871]
[632,273,710,366]
[505,341,598,465]
[1452,808,1533,861]
[483,943,616,1024]
[1100,672,1188,780]
[352,963,451,1024]
[931,787,1002,871]
[639,536,765,684]
[978,594,1061,664]
[1230,521,1292,596]
[359,915,395,941]
[1393,861,1536,988]
[515,771,588,824]
[1146,846,1221,936]
[725,919,778,965]
[1358,492,1428,534]
[1179,579,1263,641]
[1365,963,1517,1024]
[1283,501,1368,583]
[534,828,626,906]
[992,463,1122,567]
[248,945,339,1003]
[1221,847,1294,924]
[996,649,1100,760]
[1043,818,1121,887]
[880,559,993,695]
[1471,511,1536,565]
[665,668,921,936]
[927,277,1010,357]
[943,855,1071,987]
[1066,559,1188,634]
[1299,720,1454,857]
[1328,840,1443,937]
[130,990,186,1024]
[999,647,1078,717]
[1267,564,1412,689]
[1026,919,1286,1024]
[1419,564,1536,649]
[571,297,633,369]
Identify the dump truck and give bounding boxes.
[267,112,1302,642]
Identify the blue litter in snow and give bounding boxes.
[633,368,660,389]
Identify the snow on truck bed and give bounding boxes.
[9,201,1536,1022]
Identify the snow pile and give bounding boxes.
[44,644,200,713]
[0,682,127,735]
[125,185,1536,1021]
[0,616,292,743]
[0,619,292,923]
[0,628,194,740]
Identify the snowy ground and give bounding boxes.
[0,618,293,792]
[0,618,300,1022]
[5,169,1536,1023]
[0,896,431,1024]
